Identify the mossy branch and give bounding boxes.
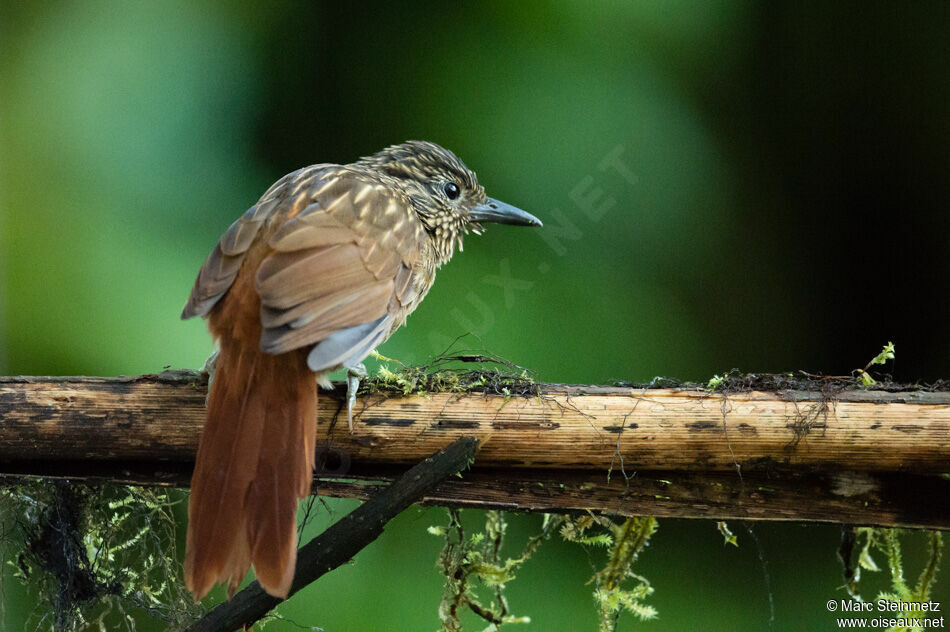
[1,372,949,528]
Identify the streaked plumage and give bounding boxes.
[181,141,541,600]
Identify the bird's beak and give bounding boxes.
[469,198,543,227]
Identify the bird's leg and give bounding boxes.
[201,349,219,405]
[345,363,367,431]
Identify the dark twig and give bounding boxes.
[185,436,479,632]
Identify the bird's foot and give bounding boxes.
[201,349,219,405]
[345,363,367,432]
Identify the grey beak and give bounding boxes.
[469,198,543,227]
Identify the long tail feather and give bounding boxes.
[184,339,316,600]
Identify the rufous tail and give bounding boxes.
[184,338,317,600]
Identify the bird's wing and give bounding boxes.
[253,171,428,371]
[180,165,332,320]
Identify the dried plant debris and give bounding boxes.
[616,343,946,394]
[615,370,947,394]
[0,478,201,631]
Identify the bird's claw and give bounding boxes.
[345,363,368,431]
[202,350,219,406]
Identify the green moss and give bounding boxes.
[432,510,659,632]
[0,479,201,631]
[361,352,539,398]
[857,342,896,387]
[842,527,943,631]
[432,509,554,631]
[559,514,658,630]
[716,522,738,547]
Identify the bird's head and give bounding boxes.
[356,140,542,261]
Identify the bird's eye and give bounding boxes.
[443,182,461,200]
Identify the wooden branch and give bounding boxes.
[1,372,948,529]
[313,468,950,531]
[186,437,478,632]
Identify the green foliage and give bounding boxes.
[716,521,738,547]
[560,515,658,631]
[0,479,201,631]
[857,342,896,386]
[848,528,943,632]
[432,509,554,631]
[432,510,659,632]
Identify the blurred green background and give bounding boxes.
[1,1,947,630]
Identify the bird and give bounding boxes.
[180,140,542,601]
